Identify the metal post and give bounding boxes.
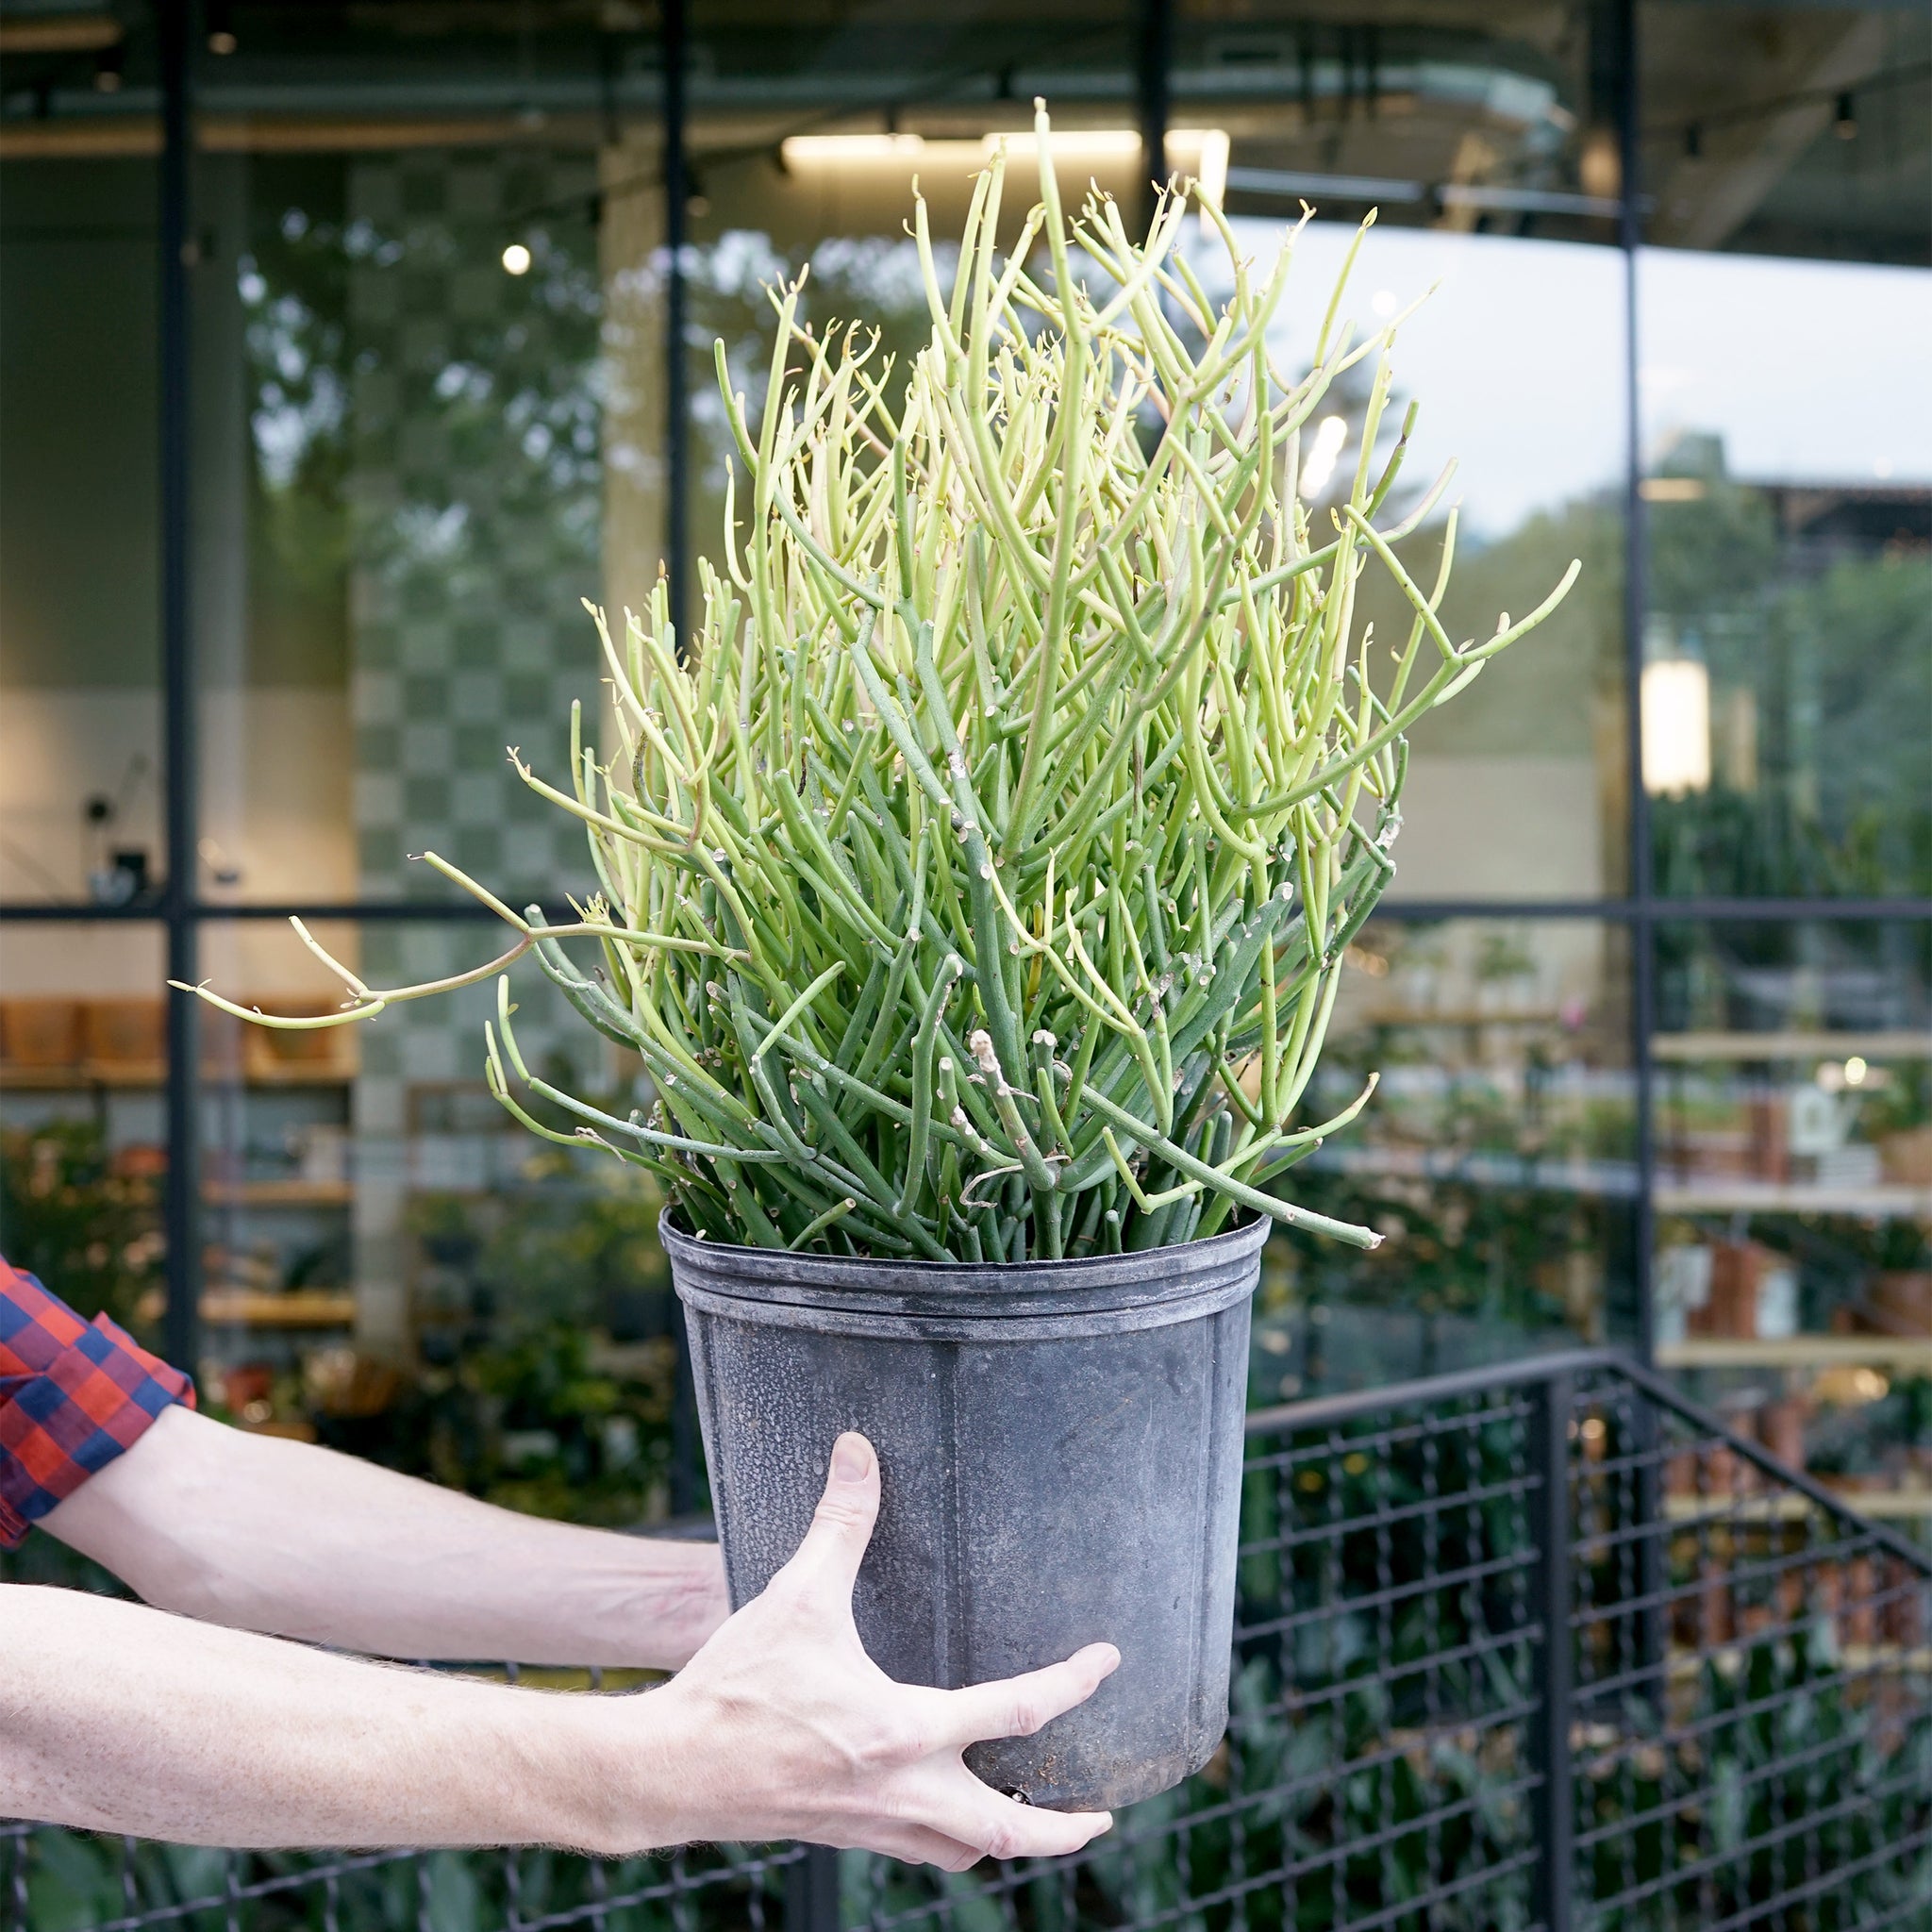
[786,1846,841,1932]
[662,0,689,655]
[158,0,201,1379]
[660,0,700,1514]
[1630,1383,1665,1684]
[1612,0,1657,1368]
[1530,1372,1574,1932]
[1135,0,1173,239]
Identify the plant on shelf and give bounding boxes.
[191,119,1574,1268]
[188,104,1577,1810]
[0,1121,164,1337]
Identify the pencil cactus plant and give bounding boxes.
[192,105,1576,1265]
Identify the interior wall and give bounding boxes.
[0,689,354,907]
[1391,755,1607,901]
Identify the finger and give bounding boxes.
[856,1824,989,1872]
[940,1642,1122,1749]
[918,1771,1114,1863]
[774,1431,880,1603]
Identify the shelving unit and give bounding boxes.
[1357,1008,1571,1029]
[200,1291,359,1327]
[1657,1180,1932,1218]
[0,1063,351,1091]
[133,1289,362,1329]
[1660,1337,1932,1371]
[1652,1026,1932,1541]
[205,1179,354,1208]
[1,996,362,1379]
[1653,1030,1932,1062]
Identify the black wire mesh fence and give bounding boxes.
[1572,1362,1932,1931]
[7,1350,1930,1932]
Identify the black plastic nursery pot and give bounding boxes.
[663,1213,1268,1811]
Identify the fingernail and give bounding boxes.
[832,1432,873,1482]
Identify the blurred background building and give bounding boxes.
[1,0,1927,1534]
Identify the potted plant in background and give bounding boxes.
[191,104,1576,1809]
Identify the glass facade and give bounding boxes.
[1,0,1926,1524]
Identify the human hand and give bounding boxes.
[643,1432,1119,1868]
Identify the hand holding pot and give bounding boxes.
[651,1432,1120,1868]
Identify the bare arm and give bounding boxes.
[42,1406,727,1669]
[0,1586,653,1850]
[4,1435,1117,1869]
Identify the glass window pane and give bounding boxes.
[1204,218,1630,902]
[1653,918,1932,1529]
[1640,3,1932,266]
[195,919,677,1524]
[1637,7,1932,899]
[1186,0,1625,243]
[0,133,162,909]
[190,13,658,911]
[680,3,1139,598]
[0,923,170,1343]
[1254,915,1637,1397]
[676,1,1630,908]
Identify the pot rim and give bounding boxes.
[660,1207,1262,1274]
[659,1208,1269,1324]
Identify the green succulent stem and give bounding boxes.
[187,100,1576,1261]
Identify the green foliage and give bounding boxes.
[207,111,1574,1264]
[1644,470,1780,619]
[1578,1624,1932,1929]
[8,1834,788,1932]
[1647,484,1932,897]
[341,1177,679,1525]
[0,1120,162,1337]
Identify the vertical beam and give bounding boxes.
[1629,1382,1665,1683]
[662,0,689,656]
[660,0,698,1516]
[1530,1372,1574,1932]
[786,1846,841,1932]
[1613,0,1657,1368]
[158,0,201,1378]
[1619,0,1669,1650]
[1135,0,1174,239]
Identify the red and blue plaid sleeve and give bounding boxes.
[0,1255,194,1548]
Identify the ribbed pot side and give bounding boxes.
[663,1214,1266,1812]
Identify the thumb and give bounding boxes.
[780,1430,881,1606]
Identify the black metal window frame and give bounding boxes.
[3,0,1929,1384]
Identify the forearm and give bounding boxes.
[9,1436,1119,1872]
[43,1409,724,1669]
[0,1587,657,1851]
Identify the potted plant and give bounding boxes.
[191,105,1576,1809]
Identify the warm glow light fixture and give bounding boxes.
[501,242,532,275]
[1641,658,1711,796]
[779,126,1231,214]
[1639,476,1707,503]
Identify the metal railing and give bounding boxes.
[8,1349,1932,1932]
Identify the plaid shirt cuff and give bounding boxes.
[0,1264,195,1548]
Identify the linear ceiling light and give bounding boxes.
[0,11,122,53]
[779,127,1231,212]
